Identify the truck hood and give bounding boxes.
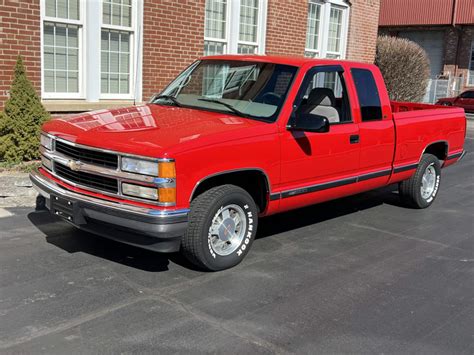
[42,104,276,157]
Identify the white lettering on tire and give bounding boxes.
[426,174,440,203]
[236,204,253,257]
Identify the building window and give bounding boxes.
[204,0,266,55]
[102,0,131,27]
[469,40,474,87]
[101,31,130,95]
[238,0,259,54]
[326,6,343,58]
[304,0,349,60]
[305,1,322,57]
[41,0,142,101]
[101,0,133,96]
[42,0,82,97]
[204,0,228,55]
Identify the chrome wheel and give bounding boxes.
[420,164,436,200]
[209,204,247,256]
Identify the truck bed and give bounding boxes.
[390,101,466,183]
[391,101,449,113]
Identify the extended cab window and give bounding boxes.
[296,69,352,124]
[153,60,298,122]
[351,68,382,121]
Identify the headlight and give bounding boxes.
[121,157,158,176]
[121,157,176,203]
[122,183,158,200]
[121,157,176,178]
[40,134,53,150]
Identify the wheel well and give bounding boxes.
[423,142,448,161]
[191,170,270,213]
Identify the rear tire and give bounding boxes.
[181,185,258,271]
[399,154,441,209]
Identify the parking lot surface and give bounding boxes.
[1,124,473,354]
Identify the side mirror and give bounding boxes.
[288,113,330,133]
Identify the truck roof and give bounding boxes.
[199,54,375,69]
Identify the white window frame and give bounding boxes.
[305,0,349,60]
[100,0,137,100]
[468,40,474,87]
[40,0,85,99]
[40,0,143,102]
[204,0,267,55]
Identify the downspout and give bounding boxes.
[451,0,460,78]
[451,0,458,27]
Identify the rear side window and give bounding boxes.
[351,68,382,121]
[460,91,474,99]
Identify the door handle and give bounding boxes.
[350,135,360,144]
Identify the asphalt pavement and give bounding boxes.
[0,124,473,354]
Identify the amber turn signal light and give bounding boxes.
[158,187,176,203]
[159,161,176,178]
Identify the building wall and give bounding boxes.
[0,0,42,111]
[142,0,205,102]
[346,0,381,63]
[265,0,307,57]
[455,26,473,86]
[379,0,474,27]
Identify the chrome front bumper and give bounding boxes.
[30,170,189,252]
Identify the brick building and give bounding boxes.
[0,0,381,113]
[379,0,474,101]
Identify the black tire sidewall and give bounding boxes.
[198,190,258,270]
[415,156,441,208]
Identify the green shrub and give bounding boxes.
[375,36,431,102]
[0,56,50,163]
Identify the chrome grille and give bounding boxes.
[55,140,118,169]
[40,136,176,206]
[55,162,119,193]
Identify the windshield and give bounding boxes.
[152,60,298,122]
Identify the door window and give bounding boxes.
[295,68,351,124]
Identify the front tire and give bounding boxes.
[399,154,441,209]
[181,185,258,271]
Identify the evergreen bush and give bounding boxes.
[375,36,431,102]
[0,56,50,163]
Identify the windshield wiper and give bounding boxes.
[197,98,249,118]
[152,94,182,107]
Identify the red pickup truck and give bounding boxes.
[31,55,466,271]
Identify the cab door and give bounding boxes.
[350,67,395,188]
[278,65,360,212]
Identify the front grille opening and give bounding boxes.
[55,140,118,169]
[55,162,118,194]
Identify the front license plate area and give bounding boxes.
[51,195,75,223]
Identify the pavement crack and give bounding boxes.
[347,223,465,251]
[0,297,146,350]
[158,294,287,354]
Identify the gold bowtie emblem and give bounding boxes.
[67,160,82,171]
